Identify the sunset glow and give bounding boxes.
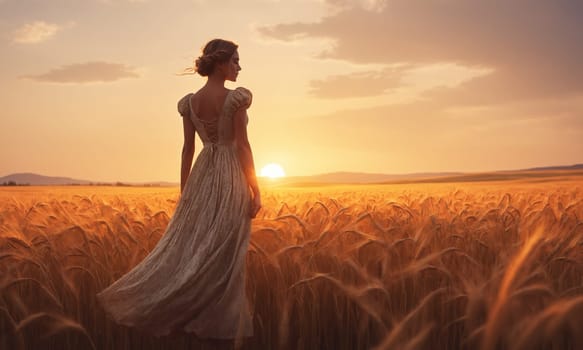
[259,163,285,179]
[0,1,581,183]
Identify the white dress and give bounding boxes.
[96,87,254,339]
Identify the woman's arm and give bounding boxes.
[233,108,259,197]
[180,115,196,194]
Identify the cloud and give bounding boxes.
[308,67,405,98]
[21,61,140,83]
[12,20,61,44]
[97,0,149,3]
[325,0,388,12]
[256,0,583,172]
[258,0,583,105]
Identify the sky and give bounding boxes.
[1,0,582,183]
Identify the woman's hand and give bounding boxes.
[250,192,262,218]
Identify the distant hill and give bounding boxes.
[0,173,94,186]
[521,164,583,171]
[262,163,583,186]
[1,163,582,186]
[376,168,583,185]
[0,173,176,187]
[259,171,463,186]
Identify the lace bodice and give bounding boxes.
[177,87,252,146]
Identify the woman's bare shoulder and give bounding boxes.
[188,89,206,110]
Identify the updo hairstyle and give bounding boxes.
[193,39,238,77]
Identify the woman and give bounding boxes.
[96,38,261,341]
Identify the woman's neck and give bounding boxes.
[205,74,226,90]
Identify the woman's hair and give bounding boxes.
[180,39,238,77]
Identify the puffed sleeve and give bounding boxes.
[232,87,252,110]
[177,93,193,118]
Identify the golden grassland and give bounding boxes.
[1,178,582,349]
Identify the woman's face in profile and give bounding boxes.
[218,51,241,82]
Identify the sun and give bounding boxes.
[260,163,286,179]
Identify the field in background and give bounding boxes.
[1,178,582,349]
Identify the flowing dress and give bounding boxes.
[96,87,254,339]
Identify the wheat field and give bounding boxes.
[1,179,582,349]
